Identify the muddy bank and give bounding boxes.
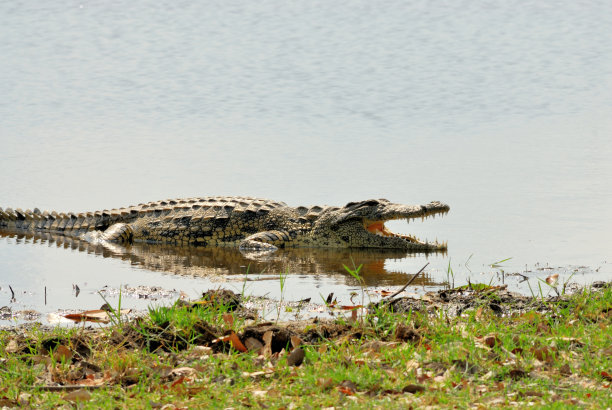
[375,280,611,317]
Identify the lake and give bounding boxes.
[1,0,611,322]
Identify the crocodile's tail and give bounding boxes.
[0,206,138,236]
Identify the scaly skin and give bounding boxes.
[0,196,450,252]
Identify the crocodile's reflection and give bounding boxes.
[1,230,446,287]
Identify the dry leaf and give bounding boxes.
[242,369,274,378]
[532,347,555,363]
[483,335,501,348]
[559,363,571,376]
[287,348,305,367]
[601,371,612,381]
[63,309,131,323]
[53,345,73,362]
[170,367,198,378]
[316,377,334,390]
[222,313,234,327]
[290,335,302,348]
[261,330,273,358]
[63,389,91,402]
[338,380,357,395]
[228,332,248,353]
[245,337,264,352]
[509,368,527,380]
[5,339,19,354]
[405,359,419,372]
[340,305,363,310]
[78,374,107,387]
[545,274,559,286]
[17,393,31,406]
[171,376,187,389]
[403,384,426,394]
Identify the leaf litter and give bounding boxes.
[0,283,609,407]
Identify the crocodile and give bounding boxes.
[0,196,449,252]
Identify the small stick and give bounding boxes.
[9,285,15,302]
[384,262,429,301]
[45,286,47,305]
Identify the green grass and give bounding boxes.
[0,284,610,408]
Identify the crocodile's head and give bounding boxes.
[315,199,450,251]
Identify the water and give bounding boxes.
[1,1,611,323]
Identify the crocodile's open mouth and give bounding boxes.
[363,208,449,248]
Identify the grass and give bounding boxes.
[0,280,610,408]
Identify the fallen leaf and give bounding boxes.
[53,345,73,362]
[171,376,186,388]
[362,340,399,353]
[559,363,571,376]
[228,332,248,353]
[245,337,264,352]
[5,339,19,354]
[242,370,274,379]
[509,368,528,380]
[18,393,31,406]
[261,330,273,358]
[483,335,501,348]
[0,398,18,407]
[222,313,234,327]
[338,380,357,395]
[405,359,419,372]
[545,274,559,286]
[287,347,305,366]
[340,305,363,310]
[63,389,91,402]
[170,367,198,378]
[63,309,131,323]
[532,347,556,363]
[402,384,426,394]
[77,374,107,387]
[317,377,334,390]
[290,335,302,348]
[601,371,612,381]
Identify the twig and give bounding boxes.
[9,285,15,302]
[383,262,429,301]
[37,385,106,391]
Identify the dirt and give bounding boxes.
[373,281,611,317]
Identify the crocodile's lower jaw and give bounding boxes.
[364,220,447,249]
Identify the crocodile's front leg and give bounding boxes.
[239,230,293,252]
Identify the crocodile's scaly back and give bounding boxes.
[1,196,450,251]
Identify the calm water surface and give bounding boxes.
[1,1,611,322]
